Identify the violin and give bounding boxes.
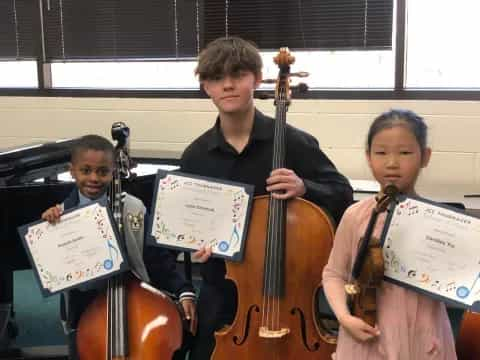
[346,184,398,327]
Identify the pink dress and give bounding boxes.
[323,197,457,360]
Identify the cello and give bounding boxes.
[456,310,480,360]
[212,48,336,359]
[76,123,183,359]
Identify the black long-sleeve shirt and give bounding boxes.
[181,109,353,284]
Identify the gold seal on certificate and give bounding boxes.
[381,196,480,310]
[18,202,128,296]
[147,171,254,261]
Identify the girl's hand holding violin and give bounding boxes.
[339,313,380,342]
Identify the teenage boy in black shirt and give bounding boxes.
[182,37,353,359]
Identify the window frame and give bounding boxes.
[1,0,480,101]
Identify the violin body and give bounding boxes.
[212,196,336,359]
[76,277,182,360]
[350,239,384,327]
[456,310,480,360]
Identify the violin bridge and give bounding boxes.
[258,326,290,338]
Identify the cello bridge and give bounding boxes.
[258,326,290,338]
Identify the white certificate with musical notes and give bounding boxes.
[381,196,480,310]
[147,171,254,261]
[18,202,128,296]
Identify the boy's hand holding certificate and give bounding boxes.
[18,202,128,296]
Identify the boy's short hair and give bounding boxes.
[71,134,114,163]
[195,36,262,81]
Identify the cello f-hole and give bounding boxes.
[232,305,260,345]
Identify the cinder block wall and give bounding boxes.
[1,97,479,188]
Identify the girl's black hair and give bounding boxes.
[367,109,428,152]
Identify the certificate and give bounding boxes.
[18,202,129,296]
[381,195,480,310]
[147,171,254,261]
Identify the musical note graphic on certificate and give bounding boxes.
[456,273,480,299]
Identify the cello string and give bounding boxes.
[261,175,271,328]
[264,85,282,330]
[273,99,281,331]
[270,85,282,331]
[266,104,280,330]
[262,64,290,333]
[273,93,285,331]
[276,92,287,331]
[107,282,111,359]
[273,88,287,331]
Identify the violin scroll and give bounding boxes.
[375,184,399,212]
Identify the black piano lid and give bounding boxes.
[0,138,81,186]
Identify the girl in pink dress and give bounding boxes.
[323,109,457,359]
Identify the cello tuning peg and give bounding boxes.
[261,78,277,84]
[290,71,309,78]
[291,83,309,95]
[256,92,275,100]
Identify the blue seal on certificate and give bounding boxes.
[456,286,470,299]
[218,241,229,252]
[104,259,113,270]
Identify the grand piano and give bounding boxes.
[0,137,174,359]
